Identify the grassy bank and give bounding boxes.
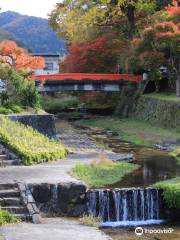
[75,117,180,147]
[0,210,19,225]
[171,148,180,164]
[72,156,138,187]
[144,92,180,102]
[0,117,67,165]
[155,177,180,209]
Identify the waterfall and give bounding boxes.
[86,188,164,227]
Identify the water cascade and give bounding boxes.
[86,188,164,227]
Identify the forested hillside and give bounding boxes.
[0,11,66,54]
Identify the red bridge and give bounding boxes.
[35,73,142,92]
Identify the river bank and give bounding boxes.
[74,117,180,147]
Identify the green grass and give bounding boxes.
[0,117,67,165]
[144,92,180,102]
[75,117,180,147]
[0,210,19,225]
[155,177,180,209]
[72,157,139,187]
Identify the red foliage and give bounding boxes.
[61,34,126,73]
[0,40,45,70]
[165,1,180,16]
[155,21,177,32]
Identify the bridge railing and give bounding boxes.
[34,73,143,82]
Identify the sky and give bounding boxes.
[0,0,60,18]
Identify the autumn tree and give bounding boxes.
[61,34,126,73]
[120,1,180,95]
[0,40,44,70]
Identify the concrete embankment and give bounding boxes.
[8,114,56,137]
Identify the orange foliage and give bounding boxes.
[0,40,45,70]
[155,21,177,32]
[165,1,180,16]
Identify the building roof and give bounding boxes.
[32,53,61,58]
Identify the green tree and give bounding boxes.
[49,0,172,42]
[0,64,40,108]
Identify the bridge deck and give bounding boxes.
[35,73,142,82]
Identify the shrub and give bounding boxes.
[0,65,41,109]
[42,94,79,113]
[9,105,23,113]
[0,210,19,225]
[155,177,180,209]
[0,103,23,114]
[0,117,67,165]
[0,106,13,114]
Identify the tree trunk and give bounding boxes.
[120,3,136,39]
[127,5,135,39]
[155,80,160,92]
[176,60,180,97]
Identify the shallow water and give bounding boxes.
[103,225,180,240]
[91,137,180,188]
[57,119,180,188]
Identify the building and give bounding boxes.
[33,53,61,75]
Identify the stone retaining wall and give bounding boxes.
[131,96,180,129]
[8,114,56,137]
[29,183,87,217]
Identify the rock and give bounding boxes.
[105,152,134,161]
[57,183,87,215]
[30,184,52,203]
[154,144,169,151]
[29,182,87,217]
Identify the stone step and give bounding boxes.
[0,197,21,206]
[0,150,6,155]
[0,154,8,160]
[0,189,20,198]
[0,159,19,166]
[0,183,18,190]
[1,206,27,214]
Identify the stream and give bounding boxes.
[73,124,180,188]
[56,119,180,240]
